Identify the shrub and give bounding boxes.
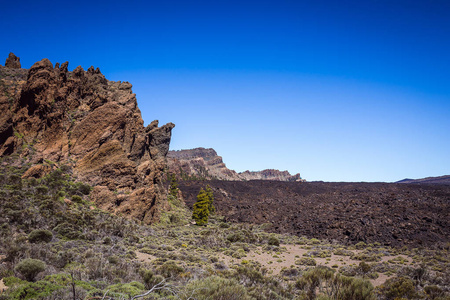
[184,275,251,300]
[28,229,53,243]
[358,261,372,277]
[424,285,444,300]
[267,235,280,246]
[157,261,184,278]
[296,267,375,300]
[71,195,83,203]
[296,257,317,266]
[105,281,145,298]
[338,276,376,300]
[334,248,353,256]
[15,258,46,281]
[36,185,49,195]
[53,222,83,240]
[355,241,367,249]
[227,230,258,243]
[376,276,420,300]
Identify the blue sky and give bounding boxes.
[1,0,449,182]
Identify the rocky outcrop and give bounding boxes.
[239,169,302,182]
[168,148,243,180]
[0,54,175,223]
[5,52,21,69]
[167,147,302,181]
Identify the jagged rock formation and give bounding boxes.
[168,148,242,180]
[397,175,450,185]
[5,52,21,69]
[167,147,302,181]
[0,53,175,223]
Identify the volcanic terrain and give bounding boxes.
[178,180,450,248]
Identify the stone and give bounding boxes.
[167,147,302,181]
[0,56,175,224]
[5,52,21,69]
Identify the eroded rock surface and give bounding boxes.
[168,147,302,181]
[0,54,174,223]
[5,52,21,69]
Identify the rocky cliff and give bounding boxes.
[168,147,302,181]
[0,53,175,223]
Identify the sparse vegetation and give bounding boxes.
[0,156,448,300]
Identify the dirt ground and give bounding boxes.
[218,244,411,287]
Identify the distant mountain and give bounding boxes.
[167,147,303,182]
[397,175,450,185]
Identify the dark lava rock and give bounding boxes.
[178,180,450,248]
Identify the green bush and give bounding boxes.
[184,275,251,300]
[338,276,376,300]
[424,285,444,300]
[227,230,258,243]
[376,276,420,300]
[53,222,83,240]
[267,235,280,246]
[35,185,49,195]
[296,267,375,300]
[105,281,145,298]
[71,195,83,203]
[295,257,317,266]
[28,229,53,243]
[15,258,46,281]
[157,261,185,278]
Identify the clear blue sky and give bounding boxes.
[2,0,449,182]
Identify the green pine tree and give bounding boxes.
[192,188,210,226]
[205,185,215,214]
[168,173,179,198]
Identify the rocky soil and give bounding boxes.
[168,147,302,181]
[0,53,174,223]
[178,180,450,248]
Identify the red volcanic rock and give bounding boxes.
[4,52,21,69]
[0,54,175,223]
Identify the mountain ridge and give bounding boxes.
[168,147,303,182]
[397,175,450,185]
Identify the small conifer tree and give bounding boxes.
[205,185,215,214]
[168,173,179,198]
[192,188,211,225]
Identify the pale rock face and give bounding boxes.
[0,54,175,223]
[167,147,302,182]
